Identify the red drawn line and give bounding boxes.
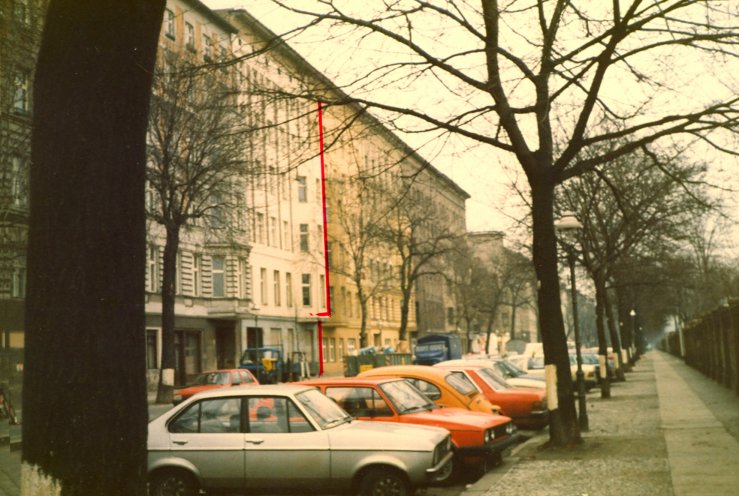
[316,101,331,376]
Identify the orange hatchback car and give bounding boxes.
[299,377,518,483]
[172,368,259,405]
[357,365,502,415]
[435,362,548,430]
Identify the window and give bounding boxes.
[146,330,158,369]
[286,273,293,307]
[338,338,345,360]
[324,387,393,418]
[273,270,281,306]
[12,255,26,298]
[164,9,175,39]
[299,224,309,252]
[237,258,248,299]
[260,268,268,305]
[407,379,442,401]
[283,221,290,250]
[192,254,201,297]
[296,176,307,202]
[247,397,313,434]
[13,71,29,113]
[170,397,241,434]
[255,212,265,244]
[185,22,195,50]
[210,194,223,228]
[10,156,27,209]
[212,256,225,297]
[315,178,321,204]
[347,338,357,355]
[328,338,336,362]
[202,33,212,60]
[319,275,326,309]
[147,246,159,292]
[317,225,323,253]
[301,274,311,306]
[270,217,277,247]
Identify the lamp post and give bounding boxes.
[629,309,636,360]
[555,212,589,432]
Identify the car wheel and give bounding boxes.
[149,469,198,496]
[431,456,457,486]
[358,467,409,496]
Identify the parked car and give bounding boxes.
[357,365,502,415]
[442,357,546,390]
[518,355,597,391]
[434,362,548,430]
[299,377,519,483]
[172,368,259,405]
[148,384,453,496]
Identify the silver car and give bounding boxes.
[148,384,453,496]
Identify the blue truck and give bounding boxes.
[414,333,463,365]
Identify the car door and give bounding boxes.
[167,397,245,491]
[243,396,331,491]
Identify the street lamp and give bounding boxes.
[555,211,589,432]
[629,309,636,359]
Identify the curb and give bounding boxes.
[461,429,549,495]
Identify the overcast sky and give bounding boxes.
[203,1,738,254]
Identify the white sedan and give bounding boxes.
[148,384,453,496]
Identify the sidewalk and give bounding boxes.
[464,350,739,496]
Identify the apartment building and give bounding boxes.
[144,0,246,387]
[0,0,46,350]
[223,8,328,377]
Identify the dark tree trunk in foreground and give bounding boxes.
[23,1,164,494]
[530,178,580,446]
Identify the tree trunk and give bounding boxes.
[530,178,580,446]
[603,288,627,379]
[156,224,180,403]
[359,286,368,348]
[398,277,411,342]
[594,275,611,398]
[23,1,164,493]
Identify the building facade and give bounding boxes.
[2,0,470,383]
[0,0,46,351]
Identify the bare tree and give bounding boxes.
[263,0,738,445]
[326,159,395,348]
[558,148,710,394]
[380,181,460,343]
[23,0,164,493]
[147,50,248,403]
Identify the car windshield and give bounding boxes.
[191,372,230,386]
[497,360,526,377]
[380,380,436,414]
[296,389,352,429]
[445,372,478,396]
[476,368,512,390]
